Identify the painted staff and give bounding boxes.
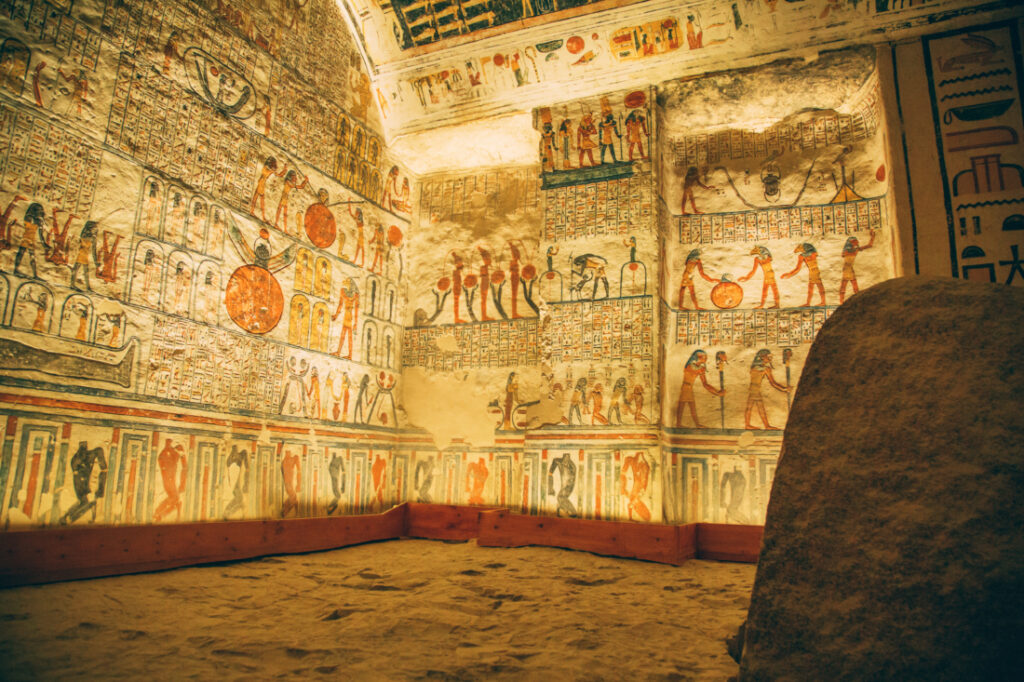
[716,350,728,430]
[782,347,793,410]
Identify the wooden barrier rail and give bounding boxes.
[0,503,762,587]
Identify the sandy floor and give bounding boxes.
[0,539,754,680]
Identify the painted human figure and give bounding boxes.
[187,201,207,250]
[142,180,161,234]
[392,178,411,214]
[165,192,185,243]
[381,166,400,210]
[678,249,716,310]
[68,300,88,339]
[576,113,598,167]
[0,193,25,248]
[96,230,123,284]
[781,242,826,306]
[624,109,648,160]
[14,203,45,278]
[223,446,249,520]
[586,383,606,425]
[57,67,88,116]
[171,262,191,314]
[745,349,790,430]
[69,221,98,291]
[351,208,366,266]
[686,14,704,49]
[306,366,321,419]
[451,251,466,323]
[326,452,346,515]
[599,112,621,164]
[281,449,300,518]
[332,278,359,359]
[503,371,519,430]
[140,250,159,305]
[43,207,75,266]
[631,384,647,423]
[24,290,49,332]
[606,377,630,425]
[721,465,747,523]
[337,372,351,421]
[414,459,435,503]
[58,442,107,525]
[548,452,577,518]
[681,166,715,215]
[153,440,187,522]
[540,121,556,172]
[677,350,725,428]
[557,118,573,169]
[371,454,386,509]
[352,374,370,423]
[568,377,588,425]
[738,245,780,309]
[839,230,874,303]
[369,221,386,274]
[620,452,651,522]
[274,170,308,231]
[249,157,286,222]
[97,312,122,346]
[465,457,488,506]
[546,244,559,272]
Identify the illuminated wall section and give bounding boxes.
[0,0,415,528]
[657,47,900,525]
[399,87,662,521]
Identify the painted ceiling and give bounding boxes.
[337,0,1017,140]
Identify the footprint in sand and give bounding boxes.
[321,608,359,621]
[565,577,617,587]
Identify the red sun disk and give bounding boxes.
[304,203,337,248]
[711,280,744,310]
[225,265,285,334]
[566,36,585,54]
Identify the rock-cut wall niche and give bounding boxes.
[657,47,901,526]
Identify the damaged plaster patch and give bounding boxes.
[401,367,499,449]
[433,333,459,353]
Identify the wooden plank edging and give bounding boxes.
[0,505,407,588]
[0,505,763,587]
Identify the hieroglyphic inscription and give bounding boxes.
[105,54,259,209]
[675,307,837,348]
[544,174,652,241]
[547,296,653,364]
[402,319,539,371]
[145,316,285,413]
[671,88,881,168]
[678,198,883,245]
[99,0,260,79]
[2,0,103,69]
[418,169,541,225]
[0,102,101,215]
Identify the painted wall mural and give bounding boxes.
[0,1,1015,532]
[356,0,1004,136]
[921,20,1024,286]
[657,47,899,521]
[0,0,413,529]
